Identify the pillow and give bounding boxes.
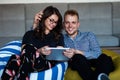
[30,62,68,80]
[0,40,22,77]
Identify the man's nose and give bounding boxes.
[69,23,72,27]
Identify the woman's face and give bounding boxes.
[45,14,58,34]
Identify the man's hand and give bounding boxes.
[63,48,84,58]
[63,49,75,58]
[74,49,84,55]
[33,11,43,29]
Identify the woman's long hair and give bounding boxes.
[34,6,63,41]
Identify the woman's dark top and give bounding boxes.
[22,30,64,49]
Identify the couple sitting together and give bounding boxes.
[1,6,114,80]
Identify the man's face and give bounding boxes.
[64,15,80,37]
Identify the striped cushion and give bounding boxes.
[30,62,68,80]
[0,40,68,80]
[0,40,22,76]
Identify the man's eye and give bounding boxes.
[72,22,77,24]
[65,22,69,24]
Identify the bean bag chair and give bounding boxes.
[64,49,120,80]
[0,40,68,80]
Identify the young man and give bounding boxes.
[33,9,114,80]
[63,10,114,80]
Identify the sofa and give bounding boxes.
[0,40,120,80]
[0,3,120,48]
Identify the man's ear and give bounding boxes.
[78,22,80,28]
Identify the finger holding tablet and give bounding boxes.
[45,47,70,61]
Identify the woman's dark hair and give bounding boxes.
[34,6,63,41]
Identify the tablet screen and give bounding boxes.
[46,47,69,61]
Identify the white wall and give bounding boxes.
[0,0,120,4]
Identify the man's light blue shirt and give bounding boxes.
[63,31,102,59]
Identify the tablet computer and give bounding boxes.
[46,47,69,61]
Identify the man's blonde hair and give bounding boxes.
[64,9,79,20]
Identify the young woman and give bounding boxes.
[1,6,64,80]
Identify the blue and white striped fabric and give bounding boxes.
[30,62,68,80]
[0,40,22,77]
[0,40,68,80]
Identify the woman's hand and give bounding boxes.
[37,46,51,55]
[33,11,43,29]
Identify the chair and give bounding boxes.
[0,40,68,80]
[64,49,120,80]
